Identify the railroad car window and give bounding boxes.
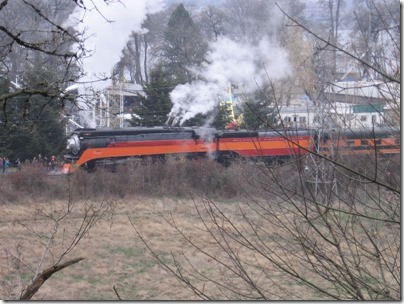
[368,139,382,146]
[346,140,355,147]
[203,137,214,143]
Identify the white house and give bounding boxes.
[325,80,399,128]
[276,92,387,129]
[275,101,319,129]
[328,102,385,128]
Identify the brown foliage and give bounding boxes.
[0,158,248,204]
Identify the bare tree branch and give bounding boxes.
[20,257,84,300]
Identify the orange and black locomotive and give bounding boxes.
[62,126,400,173]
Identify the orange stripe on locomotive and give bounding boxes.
[73,138,216,169]
[217,130,315,158]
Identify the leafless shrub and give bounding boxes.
[70,157,244,200]
[0,156,340,204]
[0,168,68,204]
[133,153,400,300]
[0,190,116,299]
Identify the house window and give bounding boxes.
[372,115,377,124]
[299,117,306,123]
[360,115,367,122]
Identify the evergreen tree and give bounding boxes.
[211,103,233,130]
[162,3,208,84]
[131,64,173,126]
[1,98,67,162]
[241,86,276,130]
[0,62,67,162]
[181,113,209,127]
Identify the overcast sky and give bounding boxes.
[72,0,353,92]
[72,0,165,88]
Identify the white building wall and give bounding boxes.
[278,101,385,129]
[277,106,318,128]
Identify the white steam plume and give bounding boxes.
[167,37,291,126]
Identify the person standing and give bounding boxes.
[2,157,6,174]
[15,158,21,171]
[4,158,9,174]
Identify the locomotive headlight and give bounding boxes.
[67,134,80,155]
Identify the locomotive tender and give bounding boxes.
[62,126,400,173]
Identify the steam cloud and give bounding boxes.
[167,37,291,126]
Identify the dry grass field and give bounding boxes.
[0,157,400,300]
[0,196,214,300]
[0,160,254,300]
[0,201,298,299]
[0,197,316,300]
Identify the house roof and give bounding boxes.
[325,81,399,102]
[104,82,145,96]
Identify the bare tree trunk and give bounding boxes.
[327,0,342,80]
[143,35,148,84]
[134,34,143,84]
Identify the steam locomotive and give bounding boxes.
[62,126,400,173]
